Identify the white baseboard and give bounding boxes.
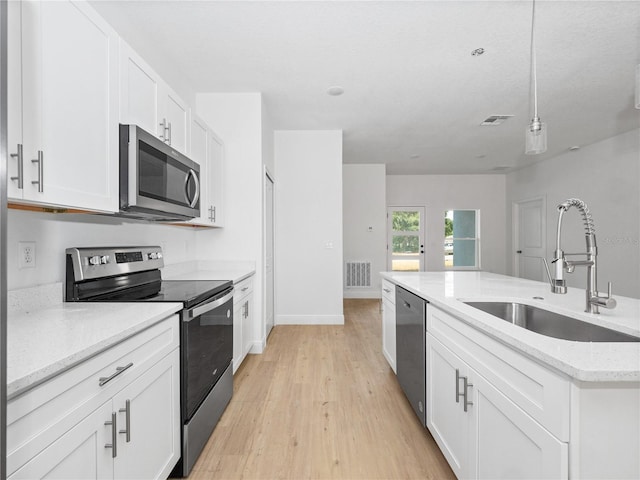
[276,314,345,325]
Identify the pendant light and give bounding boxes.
[525,0,547,155]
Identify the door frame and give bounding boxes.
[512,195,546,279]
[263,166,275,343]
[387,205,426,272]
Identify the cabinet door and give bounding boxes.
[207,130,224,227]
[242,293,254,358]
[233,300,243,373]
[187,115,209,225]
[112,350,181,480]
[159,83,189,155]
[426,334,472,479]
[119,39,160,136]
[382,297,396,373]
[7,0,24,200]
[21,0,119,212]
[472,370,568,480]
[9,402,113,480]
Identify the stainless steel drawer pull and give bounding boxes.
[105,412,117,457]
[383,288,391,293]
[10,144,24,189]
[99,362,133,386]
[241,287,249,292]
[457,371,474,412]
[31,150,43,193]
[455,368,461,403]
[119,399,131,442]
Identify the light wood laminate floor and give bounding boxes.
[189,299,455,480]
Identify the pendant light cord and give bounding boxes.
[530,0,538,120]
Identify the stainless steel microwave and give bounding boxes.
[119,124,200,221]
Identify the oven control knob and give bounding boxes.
[148,252,158,260]
[100,255,109,264]
[88,255,101,266]
[157,252,163,259]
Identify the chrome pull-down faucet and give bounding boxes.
[542,198,616,313]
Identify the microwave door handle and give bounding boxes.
[184,289,234,321]
[184,169,200,208]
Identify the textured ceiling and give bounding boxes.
[91,1,640,174]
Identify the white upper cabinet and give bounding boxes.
[186,114,225,227]
[119,39,189,155]
[8,0,119,212]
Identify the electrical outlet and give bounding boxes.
[19,241,36,269]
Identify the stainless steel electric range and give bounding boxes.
[65,246,233,477]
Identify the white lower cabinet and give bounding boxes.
[381,279,396,373]
[233,275,254,373]
[427,334,568,479]
[7,316,180,480]
[426,303,570,480]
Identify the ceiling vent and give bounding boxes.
[480,115,513,126]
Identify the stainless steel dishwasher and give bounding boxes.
[395,286,427,426]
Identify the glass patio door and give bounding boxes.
[387,206,425,271]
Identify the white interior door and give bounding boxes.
[387,206,425,271]
[514,197,546,281]
[264,171,275,338]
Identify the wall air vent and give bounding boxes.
[480,115,513,126]
[345,261,371,288]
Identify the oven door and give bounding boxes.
[181,287,233,420]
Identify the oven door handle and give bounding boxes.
[185,289,234,321]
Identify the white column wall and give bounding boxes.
[343,164,387,298]
[195,92,266,350]
[274,130,344,325]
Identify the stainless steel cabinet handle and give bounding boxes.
[159,118,168,142]
[212,206,216,223]
[167,121,172,145]
[105,412,117,457]
[99,362,133,387]
[383,288,391,293]
[10,144,24,189]
[119,399,131,442]
[455,368,461,403]
[241,287,249,292]
[31,150,43,192]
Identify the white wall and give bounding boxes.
[274,130,344,325]
[343,164,387,298]
[7,210,196,290]
[386,175,507,274]
[506,129,640,298]
[195,92,267,349]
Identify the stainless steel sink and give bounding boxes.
[463,301,640,342]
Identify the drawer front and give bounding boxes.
[381,279,395,304]
[234,276,254,304]
[428,306,570,441]
[7,315,179,473]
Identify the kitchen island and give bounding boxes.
[381,271,640,480]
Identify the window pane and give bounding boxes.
[392,235,419,253]
[453,210,476,238]
[392,211,420,232]
[453,239,476,267]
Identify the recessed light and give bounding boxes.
[471,48,485,56]
[327,86,344,96]
[480,115,513,126]
[569,146,580,151]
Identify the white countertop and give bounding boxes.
[7,301,182,399]
[381,271,640,382]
